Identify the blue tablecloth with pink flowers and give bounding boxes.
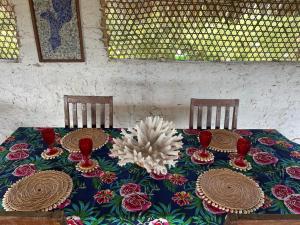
[0,127,300,225]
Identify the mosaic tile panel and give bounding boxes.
[100,0,300,61]
[0,0,19,60]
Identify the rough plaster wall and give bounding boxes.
[0,0,299,142]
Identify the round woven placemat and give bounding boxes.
[196,169,264,214]
[61,128,108,153]
[208,130,240,153]
[3,170,73,212]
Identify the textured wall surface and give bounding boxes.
[0,0,299,142]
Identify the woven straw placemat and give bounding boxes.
[208,130,240,153]
[61,128,108,153]
[196,169,264,214]
[3,170,73,212]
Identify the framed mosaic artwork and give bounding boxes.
[29,0,84,62]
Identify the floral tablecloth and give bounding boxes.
[0,127,300,225]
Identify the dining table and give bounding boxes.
[0,127,299,225]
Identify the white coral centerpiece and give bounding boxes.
[110,116,183,175]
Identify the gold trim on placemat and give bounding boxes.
[3,170,73,212]
[192,151,214,162]
[229,159,252,172]
[41,147,64,160]
[75,159,99,173]
[61,128,108,153]
[208,130,240,153]
[196,169,264,214]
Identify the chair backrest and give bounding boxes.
[189,98,239,130]
[292,138,300,144]
[224,214,300,225]
[0,211,66,225]
[64,95,113,128]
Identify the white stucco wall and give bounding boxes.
[0,0,299,142]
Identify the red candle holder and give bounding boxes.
[79,138,93,167]
[230,137,252,171]
[192,130,214,164]
[76,138,99,173]
[41,128,63,159]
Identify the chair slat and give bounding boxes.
[224,106,230,129]
[189,100,194,129]
[91,103,96,128]
[64,97,70,128]
[100,104,105,128]
[82,103,87,128]
[216,106,221,129]
[109,99,113,128]
[72,103,78,128]
[232,105,239,129]
[207,106,212,129]
[197,106,202,129]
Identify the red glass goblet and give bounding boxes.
[199,130,212,158]
[79,138,93,167]
[234,137,251,167]
[41,128,58,155]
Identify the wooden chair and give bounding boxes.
[189,98,239,130]
[224,214,300,225]
[64,95,113,128]
[0,211,66,225]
